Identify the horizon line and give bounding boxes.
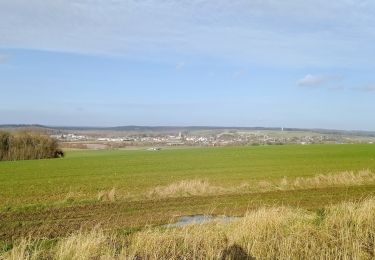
[1,124,375,133]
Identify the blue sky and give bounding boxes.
[1,1,375,130]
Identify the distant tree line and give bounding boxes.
[0,131,64,161]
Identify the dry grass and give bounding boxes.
[146,170,375,199]
[54,227,115,260]
[63,191,86,203]
[2,198,375,259]
[0,239,40,260]
[97,188,117,202]
[147,179,224,198]
[271,169,375,191]
[120,198,375,259]
[125,224,228,259]
[87,170,375,203]
[57,170,375,204]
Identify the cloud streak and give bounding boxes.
[1,0,375,68]
[297,74,342,87]
[358,85,375,92]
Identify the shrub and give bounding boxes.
[0,131,64,161]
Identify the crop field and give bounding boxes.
[1,144,375,259]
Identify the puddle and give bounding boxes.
[164,214,240,228]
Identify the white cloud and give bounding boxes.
[297,74,341,87]
[1,1,375,68]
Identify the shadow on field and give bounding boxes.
[220,244,255,260]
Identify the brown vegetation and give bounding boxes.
[147,179,224,198]
[97,188,117,202]
[147,170,375,199]
[257,169,375,191]
[0,131,63,161]
[2,198,375,259]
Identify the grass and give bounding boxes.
[146,170,375,198]
[1,144,375,208]
[2,198,375,259]
[1,144,375,245]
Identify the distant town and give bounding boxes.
[46,127,375,149]
[2,125,375,150]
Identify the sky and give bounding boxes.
[1,0,375,130]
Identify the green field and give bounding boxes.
[1,144,375,241]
